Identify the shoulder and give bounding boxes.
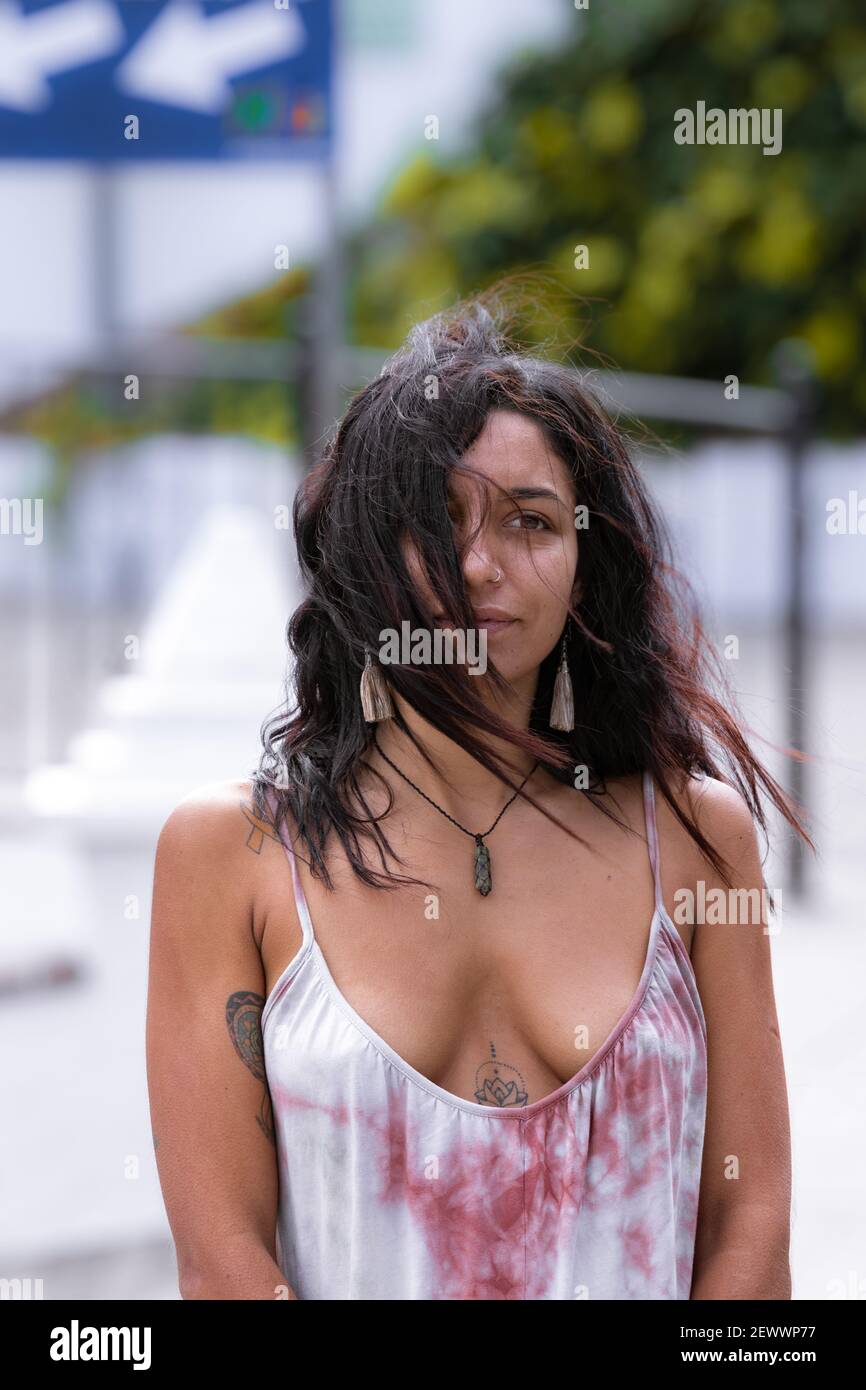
[156,777,258,848]
[657,770,759,858]
[149,782,268,972]
[151,776,301,942]
[684,772,755,830]
[601,767,758,849]
[153,778,287,887]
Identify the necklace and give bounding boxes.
[373,737,539,896]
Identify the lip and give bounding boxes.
[472,608,517,625]
[430,610,518,631]
[472,615,517,636]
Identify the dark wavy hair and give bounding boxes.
[250,281,813,894]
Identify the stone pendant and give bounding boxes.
[474,835,492,896]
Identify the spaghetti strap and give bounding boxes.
[263,783,316,949]
[642,770,664,914]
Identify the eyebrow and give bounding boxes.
[505,486,567,509]
[448,483,569,512]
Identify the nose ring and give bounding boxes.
[492,568,502,584]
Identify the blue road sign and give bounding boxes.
[0,0,332,160]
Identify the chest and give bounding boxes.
[257,797,694,1109]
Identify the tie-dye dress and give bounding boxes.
[261,772,708,1299]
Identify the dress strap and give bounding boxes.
[262,783,315,948]
[642,770,664,914]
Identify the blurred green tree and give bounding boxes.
[350,0,866,434]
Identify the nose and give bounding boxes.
[460,534,502,589]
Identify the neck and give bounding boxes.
[368,681,539,824]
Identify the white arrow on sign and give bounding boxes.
[0,0,125,112]
[115,0,307,115]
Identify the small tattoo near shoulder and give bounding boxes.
[225,990,275,1145]
[474,1042,529,1108]
[239,799,282,855]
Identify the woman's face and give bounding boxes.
[405,407,579,689]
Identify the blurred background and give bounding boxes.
[0,0,864,1300]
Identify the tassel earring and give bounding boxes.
[360,646,394,722]
[549,624,574,731]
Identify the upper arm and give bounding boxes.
[684,777,792,1258]
[146,780,279,1294]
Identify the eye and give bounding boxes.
[505,511,553,532]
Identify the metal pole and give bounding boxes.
[87,164,120,718]
[773,340,815,897]
[304,0,344,467]
[295,171,343,472]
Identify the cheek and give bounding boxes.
[511,539,577,652]
[515,534,577,603]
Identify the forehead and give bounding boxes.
[450,408,572,497]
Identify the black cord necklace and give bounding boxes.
[373,736,539,896]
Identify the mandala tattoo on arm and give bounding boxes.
[225,990,275,1145]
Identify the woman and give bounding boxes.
[147,288,807,1300]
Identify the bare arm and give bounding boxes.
[146,782,298,1300]
[684,778,793,1299]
